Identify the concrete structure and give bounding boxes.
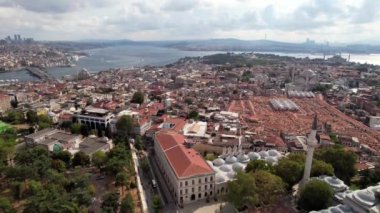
[154,130,215,206]
[301,114,318,187]
[75,107,114,130]
[369,116,380,130]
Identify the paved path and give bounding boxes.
[131,145,149,213]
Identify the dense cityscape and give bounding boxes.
[1,0,380,213]
[0,41,379,213]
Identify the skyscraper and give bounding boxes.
[301,114,318,187]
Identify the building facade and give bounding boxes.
[154,130,215,206]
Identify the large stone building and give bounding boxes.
[154,130,215,206]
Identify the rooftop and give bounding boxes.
[155,130,214,179]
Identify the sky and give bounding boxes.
[0,0,379,43]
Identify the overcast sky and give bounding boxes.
[0,0,379,43]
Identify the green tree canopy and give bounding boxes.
[316,147,357,183]
[227,172,258,210]
[72,151,90,167]
[116,115,133,138]
[152,194,162,213]
[120,193,135,213]
[131,91,144,104]
[298,179,333,211]
[253,170,286,206]
[92,151,107,170]
[26,110,39,124]
[101,192,120,213]
[275,159,303,188]
[0,197,14,213]
[245,160,274,173]
[70,123,82,134]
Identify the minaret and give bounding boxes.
[301,114,318,187]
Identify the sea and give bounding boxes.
[1,45,380,81]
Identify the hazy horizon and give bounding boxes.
[0,0,379,44]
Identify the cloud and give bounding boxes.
[161,0,199,12]
[0,0,379,42]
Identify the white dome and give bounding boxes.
[248,152,261,160]
[265,156,278,164]
[237,154,249,163]
[232,162,245,172]
[353,190,376,207]
[220,164,232,172]
[225,156,237,164]
[267,149,281,157]
[215,173,226,183]
[227,171,236,178]
[258,151,269,158]
[325,177,344,187]
[213,158,225,166]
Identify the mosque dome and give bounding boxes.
[237,154,249,163]
[258,151,269,158]
[232,162,245,172]
[226,156,237,164]
[215,173,226,183]
[248,152,261,160]
[265,156,278,165]
[220,165,232,172]
[353,190,376,207]
[212,158,225,167]
[267,149,281,157]
[227,171,236,179]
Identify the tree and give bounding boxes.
[120,193,135,213]
[37,114,53,129]
[298,180,333,211]
[134,136,143,151]
[316,147,357,183]
[10,99,18,108]
[51,159,66,173]
[311,160,334,177]
[131,91,144,104]
[253,170,286,206]
[92,151,107,170]
[52,151,72,167]
[70,123,82,134]
[80,124,89,137]
[227,172,258,210]
[116,115,133,138]
[72,151,90,167]
[4,110,24,124]
[26,110,38,124]
[275,159,303,188]
[115,172,129,194]
[188,110,199,120]
[101,192,120,213]
[140,158,150,175]
[245,160,274,173]
[152,194,162,213]
[0,197,14,213]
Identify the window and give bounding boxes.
[192,180,195,185]
[205,185,207,190]
[180,182,182,187]
[198,186,201,191]
[205,177,208,182]
[210,184,213,188]
[185,181,188,186]
[199,193,201,198]
[185,189,188,194]
[199,178,201,184]
[192,188,194,192]
[210,191,213,196]
[180,190,182,195]
[210,176,213,181]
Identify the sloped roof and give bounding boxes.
[155,130,214,179]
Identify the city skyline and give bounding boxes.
[0,0,379,43]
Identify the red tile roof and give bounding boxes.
[155,130,214,179]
